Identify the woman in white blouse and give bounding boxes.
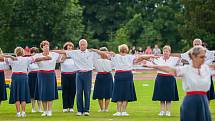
[110,44,155,116]
[33,40,60,117]
[145,46,214,121]
[152,45,180,116]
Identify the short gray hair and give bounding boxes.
[188,46,206,59]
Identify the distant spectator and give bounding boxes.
[129,46,136,55]
[153,44,161,55]
[145,46,152,54]
[24,46,30,56]
[137,47,144,54]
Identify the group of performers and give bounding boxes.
[0,38,214,121]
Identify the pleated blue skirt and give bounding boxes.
[28,72,39,99]
[37,71,58,101]
[93,73,113,99]
[152,75,179,101]
[112,71,137,102]
[0,71,7,101]
[9,73,31,104]
[206,76,215,100]
[180,94,211,121]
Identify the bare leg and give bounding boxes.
[166,101,171,112]
[117,101,122,112]
[31,99,35,111]
[15,101,21,113]
[122,101,128,112]
[42,101,47,112]
[104,99,110,111]
[21,101,26,112]
[37,100,42,111]
[160,101,165,111]
[98,99,104,110]
[47,101,52,112]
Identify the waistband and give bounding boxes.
[62,71,77,74]
[98,72,111,74]
[78,70,92,72]
[158,73,173,76]
[115,70,132,73]
[29,70,39,73]
[186,91,206,95]
[13,72,27,74]
[39,70,55,73]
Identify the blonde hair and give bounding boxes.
[14,47,24,56]
[188,46,206,59]
[118,44,129,53]
[63,42,74,50]
[163,45,171,52]
[40,40,49,49]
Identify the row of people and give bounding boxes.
[0,38,214,121]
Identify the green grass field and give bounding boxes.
[0,80,215,121]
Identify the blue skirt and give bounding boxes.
[93,73,113,99]
[180,94,211,121]
[206,76,215,100]
[28,72,39,99]
[9,73,31,104]
[112,71,137,102]
[37,72,58,101]
[0,71,7,101]
[152,75,179,101]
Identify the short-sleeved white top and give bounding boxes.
[0,60,9,70]
[33,52,59,70]
[176,64,211,92]
[60,58,78,72]
[7,56,33,72]
[153,56,180,74]
[94,58,113,72]
[111,54,135,71]
[66,50,99,71]
[28,62,39,72]
[181,49,214,64]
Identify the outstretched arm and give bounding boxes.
[209,63,215,70]
[34,56,52,62]
[51,50,66,54]
[90,49,108,59]
[135,54,159,63]
[144,64,177,76]
[2,55,17,61]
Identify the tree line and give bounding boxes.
[0,0,214,52]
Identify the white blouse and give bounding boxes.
[94,58,113,72]
[66,50,99,71]
[176,64,211,92]
[28,63,39,72]
[33,52,59,70]
[111,54,135,71]
[0,61,9,70]
[153,56,180,74]
[60,58,78,72]
[7,56,33,72]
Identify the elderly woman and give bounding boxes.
[33,40,60,117]
[152,45,180,116]
[93,47,113,112]
[110,44,154,116]
[0,48,8,104]
[28,47,42,113]
[5,47,33,117]
[59,42,77,113]
[145,46,213,121]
